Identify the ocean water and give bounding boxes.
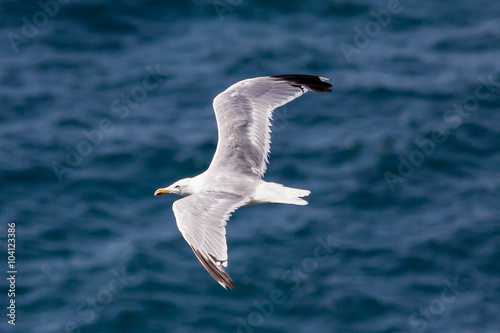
[1,0,500,332]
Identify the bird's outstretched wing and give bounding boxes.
[172,192,249,289]
[209,74,332,178]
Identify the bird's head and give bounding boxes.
[154,178,192,197]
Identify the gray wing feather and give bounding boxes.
[209,75,332,178]
[172,192,249,289]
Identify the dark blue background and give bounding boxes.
[1,0,499,332]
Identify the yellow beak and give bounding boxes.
[154,188,170,196]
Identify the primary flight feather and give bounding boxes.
[154,74,332,289]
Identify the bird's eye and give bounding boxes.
[175,185,180,189]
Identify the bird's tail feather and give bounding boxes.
[254,182,310,206]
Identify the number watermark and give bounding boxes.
[6,222,16,326]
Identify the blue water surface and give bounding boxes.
[1,0,500,332]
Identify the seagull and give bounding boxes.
[154,74,332,289]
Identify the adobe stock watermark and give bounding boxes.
[212,0,243,21]
[53,267,135,333]
[272,106,292,133]
[406,276,470,333]
[339,0,409,64]
[51,65,168,182]
[7,0,71,54]
[233,234,339,333]
[384,72,500,192]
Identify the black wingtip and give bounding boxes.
[190,246,235,290]
[271,74,332,92]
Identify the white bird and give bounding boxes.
[154,75,332,289]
